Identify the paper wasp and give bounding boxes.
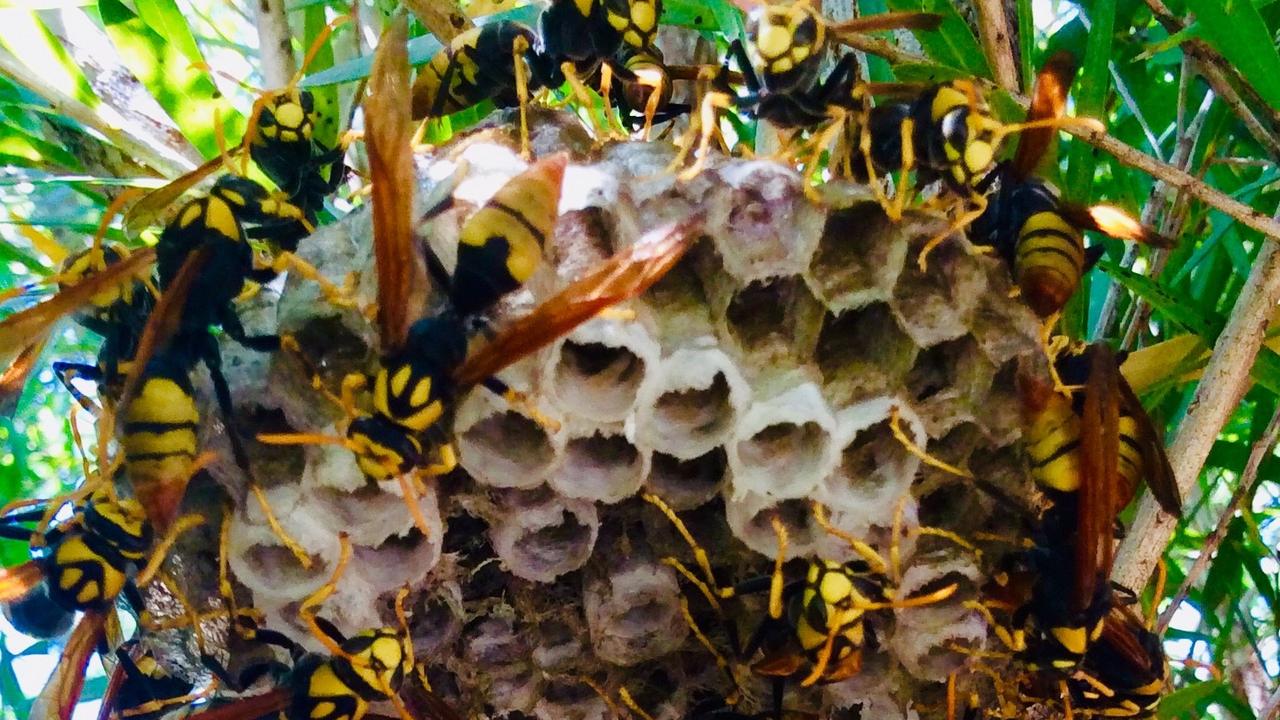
[644,494,957,720]
[0,422,204,720]
[184,530,449,720]
[266,19,696,534]
[96,640,201,720]
[968,53,1174,319]
[966,342,1179,710]
[1068,604,1167,718]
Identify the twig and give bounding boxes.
[1260,681,1280,720]
[1156,404,1280,634]
[1096,88,1212,339]
[1141,0,1280,159]
[401,0,474,44]
[254,0,297,88]
[1113,205,1280,592]
[973,0,1020,92]
[0,49,191,178]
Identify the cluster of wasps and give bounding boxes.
[0,0,1184,718]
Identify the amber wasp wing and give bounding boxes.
[366,13,425,353]
[1010,51,1077,181]
[453,221,699,389]
[1077,342,1121,614]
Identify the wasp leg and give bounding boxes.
[480,376,561,433]
[298,533,353,659]
[268,251,361,310]
[917,192,990,272]
[888,405,974,478]
[52,361,104,414]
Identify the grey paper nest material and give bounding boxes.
[175,113,1047,718]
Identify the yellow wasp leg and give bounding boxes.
[136,513,207,586]
[889,406,974,479]
[270,252,361,310]
[248,482,314,569]
[810,501,890,576]
[299,532,353,659]
[513,35,532,159]
[917,193,990,273]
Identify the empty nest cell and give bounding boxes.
[549,426,648,503]
[707,161,824,282]
[583,556,687,665]
[643,447,728,511]
[456,390,562,489]
[729,380,837,500]
[488,487,600,582]
[544,318,658,423]
[805,201,909,313]
[816,303,918,404]
[720,275,824,362]
[633,347,750,460]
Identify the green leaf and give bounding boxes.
[1158,681,1226,719]
[133,0,207,66]
[303,4,341,149]
[1064,0,1116,203]
[891,62,971,84]
[1097,258,1218,339]
[98,0,241,159]
[885,0,990,78]
[0,11,98,107]
[1184,0,1280,109]
[663,0,741,35]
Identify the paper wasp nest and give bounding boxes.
[164,110,1044,718]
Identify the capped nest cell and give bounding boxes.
[159,111,1050,718]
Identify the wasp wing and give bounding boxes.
[0,333,49,416]
[1058,202,1175,247]
[1011,51,1076,180]
[1116,374,1182,517]
[0,245,155,411]
[1077,342,1120,613]
[185,688,292,719]
[367,15,424,352]
[124,155,233,237]
[0,560,43,602]
[453,222,697,390]
[30,611,107,720]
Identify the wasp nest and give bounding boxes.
[166,110,1043,719]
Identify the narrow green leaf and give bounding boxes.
[1097,258,1218,339]
[891,62,971,84]
[133,0,206,66]
[663,0,739,34]
[1064,0,1115,203]
[98,0,241,159]
[1158,681,1225,719]
[1184,0,1280,109]
[304,4,341,149]
[1015,0,1033,87]
[885,0,990,78]
[0,11,98,107]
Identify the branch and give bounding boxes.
[401,0,474,44]
[974,0,1019,92]
[1113,205,1280,592]
[0,49,192,178]
[1156,404,1280,634]
[254,0,297,88]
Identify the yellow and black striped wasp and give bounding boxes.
[185,530,461,720]
[717,1,940,128]
[540,0,662,71]
[968,53,1174,320]
[969,342,1180,706]
[644,494,956,720]
[95,640,201,720]
[268,18,696,532]
[1068,604,1168,718]
[0,411,206,720]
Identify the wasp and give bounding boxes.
[612,44,702,137]
[644,494,956,720]
[674,2,938,179]
[540,0,662,71]
[1069,604,1167,718]
[0,483,204,720]
[187,532,458,720]
[412,20,564,157]
[267,21,695,534]
[970,343,1180,701]
[968,53,1174,320]
[97,641,200,720]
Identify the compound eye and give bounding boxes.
[941,110,968,146]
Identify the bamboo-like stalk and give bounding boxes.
[254,0,297,88]
[1156,404,1280,633]
[0,50,192,178]
[1112,207,1280,592]
[974,0,1020,92]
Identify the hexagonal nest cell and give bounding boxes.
[160,113,1052,720]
